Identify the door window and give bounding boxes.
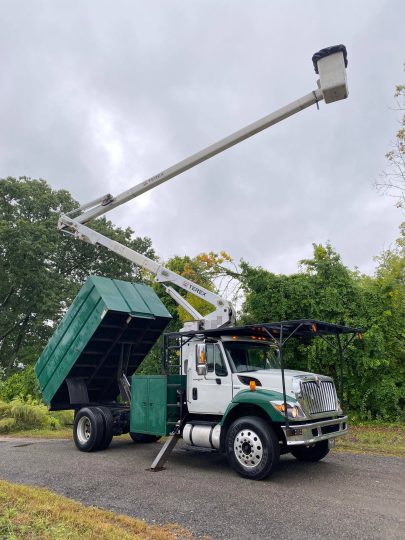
[214,345,228,376]
[197,344,228,377]
[206,344,215,373]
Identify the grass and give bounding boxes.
[0,479,193,540]
[1,428,72,439]
[335,423,405,458]
[1,430,140,440]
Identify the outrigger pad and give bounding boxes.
[35,276,172,410]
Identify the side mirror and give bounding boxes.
[196,343,207,376]
[197,365,207,376]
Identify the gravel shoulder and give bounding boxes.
[0,436,404,540]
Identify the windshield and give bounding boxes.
[223,341,280,373]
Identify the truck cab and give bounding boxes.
[185,334,341,418]
[151,321,351,480]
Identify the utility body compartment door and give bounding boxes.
[187,342,233,415]
[131,375,167,435]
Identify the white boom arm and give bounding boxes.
[59,214,231,330]
[59,45,348,331]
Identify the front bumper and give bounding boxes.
[282,415,348,446]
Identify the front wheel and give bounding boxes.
[225,416,280,480]
[290,440,330,462]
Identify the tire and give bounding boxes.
[97,407,114,451]
[290,440,330,462]
[73,407,105,452]
[129,432,161,444]
[225,416,280,480]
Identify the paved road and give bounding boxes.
[0,436,404,539]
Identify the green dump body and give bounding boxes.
[35,276,172,410]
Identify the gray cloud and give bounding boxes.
[1,0,404,277]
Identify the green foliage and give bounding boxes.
[0,176,155,377]
[241,233,405,421]
[0,366,41,401]
[136,342,164,375]
[0,397,73,433]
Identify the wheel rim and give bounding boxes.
[77,416,91,445]
[234,429,263,468]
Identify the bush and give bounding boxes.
[0,366,41,402]
[0,397,73,433]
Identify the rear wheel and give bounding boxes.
[129,432,161,443]
[73,407,105,452]
[290,440,330,462]
[97,407,114,450]
[225,416,280,480]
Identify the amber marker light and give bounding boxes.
[273,403,285,412]
[249,380,256,391]
[272,402,299,418]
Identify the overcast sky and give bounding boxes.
[1,0,404,277]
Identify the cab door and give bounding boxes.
[187,342,233,415]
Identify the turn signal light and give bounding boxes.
[273,403,299,418]
[273,403,286,412]
[249,380,256,391]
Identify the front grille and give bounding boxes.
[301,380,337,414]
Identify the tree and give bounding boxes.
[0,177,155,377]
[241,243,363,325]
[240,240,405,420]
[377,68,405,209]
[366,223,405,417]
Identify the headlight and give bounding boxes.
[270,400,307,419]
[337,399,343,415]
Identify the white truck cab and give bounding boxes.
[159,320,355,480]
